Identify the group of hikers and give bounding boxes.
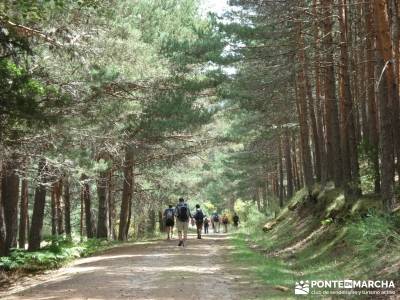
[163,198,240,247]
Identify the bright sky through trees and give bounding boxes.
[200,0,229,16]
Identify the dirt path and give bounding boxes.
[0,234,270,300]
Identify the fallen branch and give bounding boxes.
[0,17,63,47]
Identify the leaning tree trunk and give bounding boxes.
[28,159,48,251]
[2,157,20,255]
[119,146,134,241]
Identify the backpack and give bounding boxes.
[166,209,174,220]
[177,204,189,222]
[194,209,204,222]
[213,214,219,222]
[222,216,228,224]
[204,218,209,225]
[233,215,239,223]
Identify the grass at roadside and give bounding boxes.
[229,235,295,299]
[0,238,122,273]
[230,188,400,299]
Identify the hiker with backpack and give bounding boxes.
[222,213,229,233]
[193,204,204,239]
[163,204,175,240]
[212,212,220,233]
[203,217,210,234]
[175,197,192,247]
[233,212,240,229]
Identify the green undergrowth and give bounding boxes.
[231,186,400,298]
[0,238,122,272]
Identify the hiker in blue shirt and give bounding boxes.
[175,197,192,247]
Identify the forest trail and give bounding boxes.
[1,234,270,300]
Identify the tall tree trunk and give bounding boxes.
[118,146,134,241]
[389,0,400,181]
[158,211,164,233]
[285,132,294,198]
[18,175,29,249]
[81,174,94,238]
[304,54,322,182]
[296,24,315,192]
[125,191,133,239]
[0,161,7,256]
[278,139,284,207]
[357,3,369,141]
[365,2,381,193]
[147,209,156,235]
[313,0,328,185]
[262,183,268,210]
[63,175,71,238]
[55,179,64,235]
[51,181,58,238]
[28,159,48,251]
[256,187,262,211]
[97,169,109,239]
[80,185,84,240]
[292,135,301,191]
[2,157,20,255]
[338,0,361,198]
[108,169,116,240]
[321,0,343,187]
[373,0,396,211]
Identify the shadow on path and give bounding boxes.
[1,234,270,300]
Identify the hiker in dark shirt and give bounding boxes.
[233,212,240,229]
[163,204,175,240]
[203,217,210,234]
[212,212,220,233]
[193,204,204,239]
[222,213,229,233]
[175,197,192,247]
